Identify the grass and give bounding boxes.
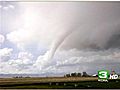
[0,77,120,89]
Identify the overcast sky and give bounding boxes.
[0,1,120,75]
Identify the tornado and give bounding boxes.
[47,23,80,61]
[47,30,73,60]
[47,19,120,61]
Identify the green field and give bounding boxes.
[0,77,120,89]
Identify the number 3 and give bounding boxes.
[99,71,107,79]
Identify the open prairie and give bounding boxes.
[0,77,120,89]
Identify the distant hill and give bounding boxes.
[0,74,42,78]
[0,73,64,78]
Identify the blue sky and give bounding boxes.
[0,2,120,75]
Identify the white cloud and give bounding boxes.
[0,48,13,62]
[0,51,34,74]
[0,48,120,74]
[0,62,20,74]
[0,5,2,8]
[33,51,52,70]
[56,49,120,65]
[6,29,35,50]
[6,4,64,50]
[31,48,120,74]
[0,34,5,45]
[0,4,15,10]
[8,5,15,9]
[9,51,34,65]
[3,7,9,10]
[18,52,33,60]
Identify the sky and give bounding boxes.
[0,1,120,76]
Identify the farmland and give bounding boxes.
[0,77,120,89]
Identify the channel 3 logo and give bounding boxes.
[98,70,119,82]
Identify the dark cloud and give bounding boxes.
[55,2,120,50]
[106,33,120,49]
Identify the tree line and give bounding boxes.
[64,72,91,77]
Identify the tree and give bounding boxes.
[82,72,89,77]
[65,74,71,77]
[77,73,82,77]
[71,72,76,77]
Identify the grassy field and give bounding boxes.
[0,77,120,89]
